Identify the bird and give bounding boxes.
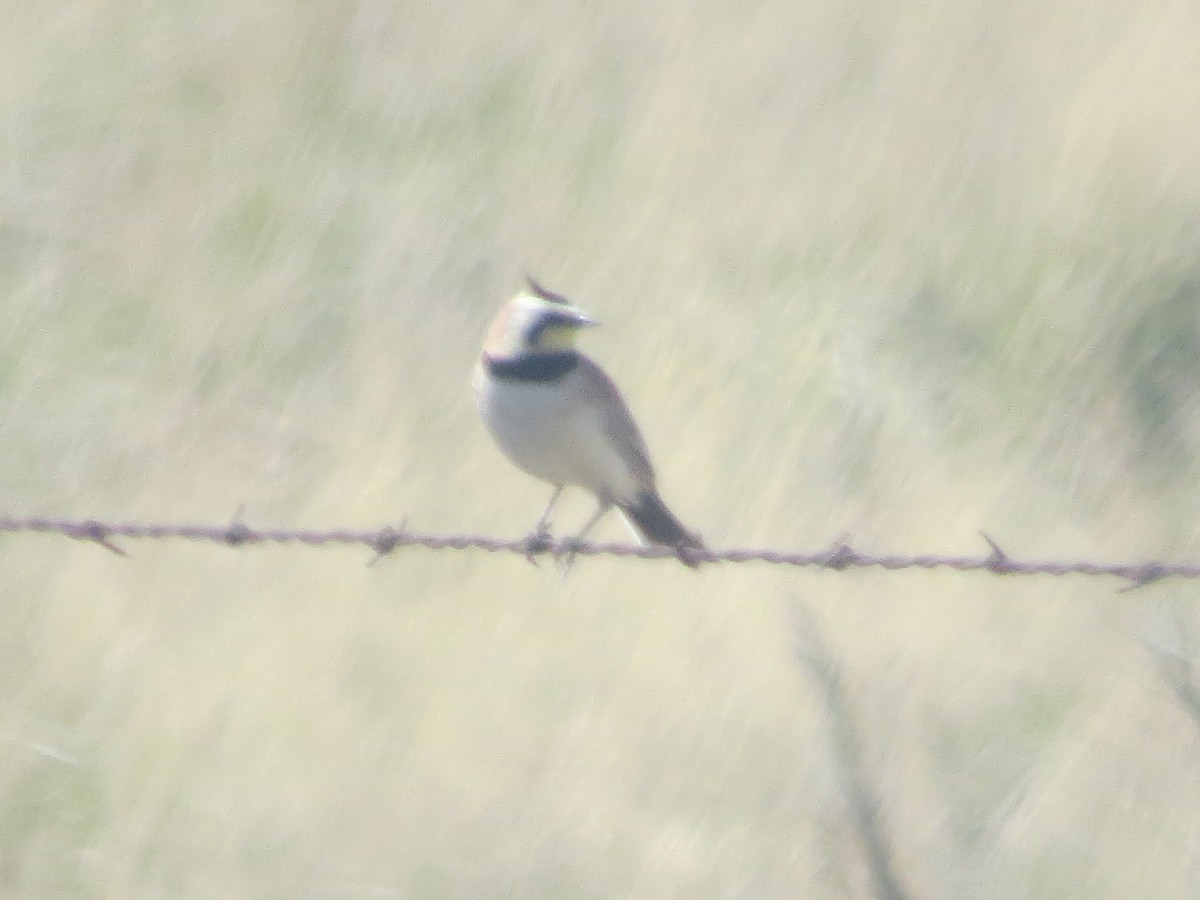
[473,276,704,566]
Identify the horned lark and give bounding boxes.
[473,277,703,566]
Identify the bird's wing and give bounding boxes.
[576,355,656,488]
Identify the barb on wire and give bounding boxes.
[0,516,1198,587]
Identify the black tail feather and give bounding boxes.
[620,490,704,567]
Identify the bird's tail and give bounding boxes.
[619,490,704,567]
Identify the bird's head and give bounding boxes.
[484,277,597,357]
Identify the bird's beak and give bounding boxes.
[573,312,599,329]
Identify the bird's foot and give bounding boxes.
[554,535,586,573]
[521,526,554,565]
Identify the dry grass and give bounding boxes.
[3,0,1200,897]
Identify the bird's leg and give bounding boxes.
[570,501,610,544]
[522,486,562,563]
[532,486,562,536]
[557,499,612,570]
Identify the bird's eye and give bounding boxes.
[527,312,572,345]
[525,317,551,345]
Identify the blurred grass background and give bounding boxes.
[3,0,1200,896]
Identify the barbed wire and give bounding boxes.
[0,516,1195,588]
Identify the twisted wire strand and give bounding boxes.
[0,516,1194,588]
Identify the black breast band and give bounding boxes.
[484,352,579,382]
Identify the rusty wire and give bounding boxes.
[0,515,1196,588]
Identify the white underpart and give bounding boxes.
[474,366,643,505]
